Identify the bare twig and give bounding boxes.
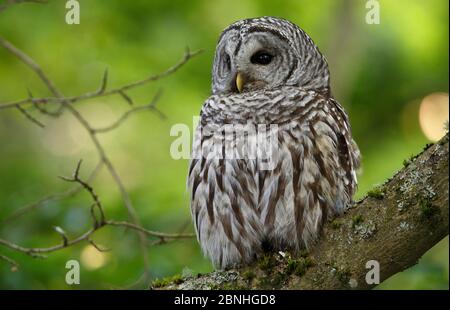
[0,253,19,272]
[1,161,103,224]
[105,220,195,239]
[28,88,62,117]
[98,68,108,95]
[0,46,203,110]
[0,220,194,256]
[118,90,134,105]
[15,104,45,128]
[53,226,68,247]
[0,3,201,285]
[0,35,154,278]
[87,237,111,253]
[0,36,60,96]
[0,223,194,256]
[59,160,105,226]
[0,228,96,255]
[0,161,194,258]
[93,90,165,133]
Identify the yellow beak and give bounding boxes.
[236,72,244,93]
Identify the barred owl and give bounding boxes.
[188,17,360,269]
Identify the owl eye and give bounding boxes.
[250,51,273,65]
[223,53,231,71]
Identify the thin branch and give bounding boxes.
[0,228,96,255]
[29,88,62,117]
[53,226,68,247]
[15,104,45,128]
[0,35,153,278]
[87,237,111,253]
[105,220,195,239]
[59,160,105,226]
[0,47,203,110]
[112,48,201,93]
[1,161,103,224]
[0,222,194,257]
[0,35,61,97]
[0,7,200,284]
[0,162,195,258]
[93,90,164,133]
[6,164,101,221]
[0,37,201,279]
[0,253,19,272]
[97,68,108,95]
[118,90,134,105]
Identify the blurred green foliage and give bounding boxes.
[0,0,448,289]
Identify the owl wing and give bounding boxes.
[278,94,360,249]
[327,97,361,197]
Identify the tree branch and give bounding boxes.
[158,134,449,290]
[0,19,201,284]
[93,89,165,133]
[0,161,195,259]
[0,44,202,110]
[0,29,201,278]
[1,161,103,224]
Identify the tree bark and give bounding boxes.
[156,134,449,290]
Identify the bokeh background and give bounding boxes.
[0,0,448,289]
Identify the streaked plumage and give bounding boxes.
[188,17,360,269]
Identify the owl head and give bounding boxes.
[212,16,330,96]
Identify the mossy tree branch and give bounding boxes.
[158,134,449,290]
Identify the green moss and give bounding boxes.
[256,275,273,289]
[423,143,434,151]
[299,250,309,258]
[406,153,419,164]
[331,220,342,229]
[402,152,421,167]
[352,215,364,228]
[172,274,184,285]
[336,269,351,284]
[294,265,306,277]
[222,282,247,290]
[271,273,288,287]
[367,187,385,199]
[256,272,287,289]
[420,199,439,219]
[258,254,277,271]
[150,274,184,288]
[242,270,256,282]
[286,257,314,277]
[255,251,314,288]
[151,278,168,288]
[403,158,411,167]
[304,257,314,268]
[286,259,301,275]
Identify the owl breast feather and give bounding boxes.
[189,86,360,269]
